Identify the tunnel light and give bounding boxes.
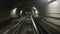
[48,0,51,2]
[33,7,38,15]
[20,10,23,15]
[33,7,36,10]
[10,8,17,17]
[33,7,39,17]
[12,8,17,15]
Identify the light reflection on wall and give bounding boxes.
[45,0,60,28]
[47,0,59,13]
[46,0,60,17]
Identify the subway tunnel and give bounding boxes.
[0,0,60,34]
